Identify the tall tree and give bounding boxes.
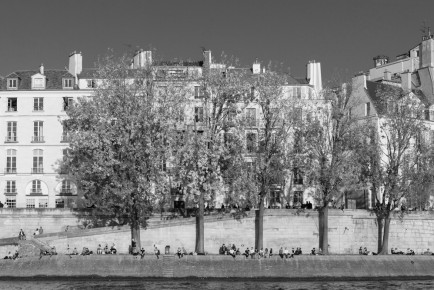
[293,84,365,254]
[362,86,433,254]
[246,70,295,250]
[64,53,186,250]
[172,60,250,254]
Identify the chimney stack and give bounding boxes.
[384,70,391,80]
[39,63,44,75]
[306,61,322,92]
[352,72,367,91]
[401,70,412,92]
[68,51,83,77]
[419,35,434,68]
[252,59,261,74]
[133,49,152,69]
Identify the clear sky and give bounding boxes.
[0,0,433,83]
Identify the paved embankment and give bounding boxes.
[0,255,433,279]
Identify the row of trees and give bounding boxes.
[63,53,434,255]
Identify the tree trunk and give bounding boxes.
[319,206,329,254]
[131,216,141,250]
[195,191,205,254]
[378,216,391,255]
[376,217,383,253]
[255,194,265,250]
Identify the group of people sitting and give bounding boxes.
[391,247,415,255]
[96,243,117,255]
[40,246,57,258]
[242,247,273,259]
[3,250,19,260]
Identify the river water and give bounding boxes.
[0,279,433,289]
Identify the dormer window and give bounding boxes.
[31,73,46,90]
[7,78,18,90]
[87,79,96,88]
[63,78,73,89]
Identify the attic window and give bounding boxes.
[7,78,18,89]
[32,78,45,89]
[63,78,73,89]
[365,102,371,116]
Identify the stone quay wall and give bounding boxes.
[1,209,434,256]
[0,255,434,279]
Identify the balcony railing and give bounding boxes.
[4,189,17,195]
[4,168,17,174]
[29,189,43,195]
[31,167,44,174]
[59,190,73,196]
[5,136,17,142]
[32,136,44,143]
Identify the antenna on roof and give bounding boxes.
[421,21,432,40]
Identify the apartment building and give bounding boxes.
[348,34,434,210]
[0,50,324,209]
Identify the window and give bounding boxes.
[87,80,96,88]
[5,181,16,194]
[6,122,17,142]
[246,132,257,153]
[194,86,203,98]
[31,180,42,194]
[63,78,73,88]
[56,199,65,208]
[61,180,72,195]
[26,199,35,208]
[33,121,44,142]
[194,107,204,123]
[6,196,16,208]
[366,102,371,116]
[293,191,303,206]
[33,78,44,89]
[294,130,303,154]
[39,199,48,208]
[293,87,301,99]
[246,108,256,127]
[7,78,17,89]
[7,98,17,112]
[32,149,43,174]
[63,97,73,110]
[33,97,44,111]
[6,149,16,174]
[270,190,281,205]
[293,168,303,185]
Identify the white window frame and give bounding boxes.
[33,97,44,111]
[63,78,73,88]
[6,121,17,142]
[6,196,16,208]
[7,78,18,89]
[26,198,35,208]
[38,198,48,208]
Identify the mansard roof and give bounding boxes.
[1,69,74,90]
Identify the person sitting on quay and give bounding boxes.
[296,247,302,255]
[110,243,117,254]
[283,247,289,258]
[177,247,183,259]
[3,251,12,259]
[318,248,323,255]
[51,246,57,255]
[229,248,236,259]
[72,247,79,255]
[81,247,93,255]
[140,248,146,259]
[33,228,39,236]
[182,247,188,256]
[406,248,415,255]
[97,244,103,255]
[18,229,26,240]
[249,247,256,259]
[39,226,43,235]
[243,247,250,258]
[423,248,433,255]
[359,246,363,255]
[236,248,241,255]
[393,247,404,255]
[219,244,226,255]
[269,248,273,257]
[154,245,160,259]
[363,247,377,255]
[264,248,269,258]
[104,244,111,255]
[311,248,316,255]
[12,250,19,260]
[259,248,264,258]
